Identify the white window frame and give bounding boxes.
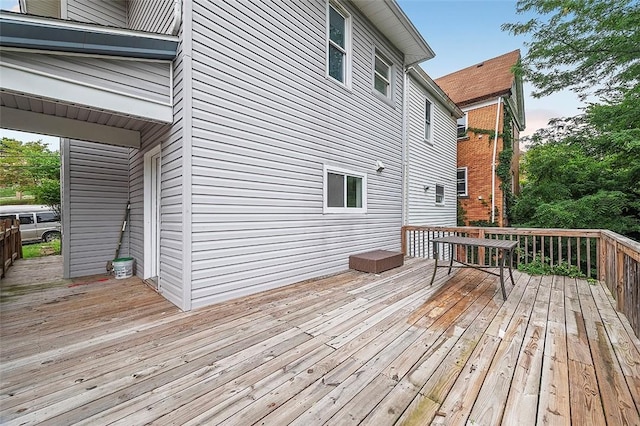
[326,1,352,88]
[457,167,468,197]
[457,112,468,139]
[373,50,392,99]
[425,99,433,142]
[435,184,445,205]
[323,165,367,214]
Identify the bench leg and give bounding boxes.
[507,248,515,286]
[447,243,454,275]
[429,242,439,286]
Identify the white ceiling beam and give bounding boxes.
[0,107,140,148]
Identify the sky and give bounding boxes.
[397,0,585,137]
[0,0,585,148]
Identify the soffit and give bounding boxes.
[351,0,435,66]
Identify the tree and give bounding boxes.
[0,137,61,210]
[503,0,640,239]
[503,0,640,99]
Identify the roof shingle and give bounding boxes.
[434,50,520,106]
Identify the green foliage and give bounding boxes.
[514,135,640,237]
[496,105,515,222]
[22,240,61,259]
[503,0,640,99]
[457,200,467,226]
[504,0,640,240]
[0,137,60,211]
[517,255,587,278]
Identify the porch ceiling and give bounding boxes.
[0,10,177,148]
[0,92,150,148]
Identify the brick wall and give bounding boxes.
[458,102,509,226]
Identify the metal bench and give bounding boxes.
[429,236,517,300]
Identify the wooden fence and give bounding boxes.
[401,226,640,337]
[1,219,22,279]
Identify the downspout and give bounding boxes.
[491,97,502,224]
[401,66,412,226]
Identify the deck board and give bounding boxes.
[1,256,640,425]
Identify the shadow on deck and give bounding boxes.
[1,257,639,424]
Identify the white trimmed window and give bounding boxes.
[457,167,468,196]
[373,51,391,97]
[327,2,351,86]
[457,113,468,139]
[324,165,367,213]
[425,100,433,142]
[435,184,445,205]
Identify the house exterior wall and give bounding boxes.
[128,3,188,309]
[407,75,457,226]
[187,0,405,308]
[65,0,127,26]
[457,101,509,226]
[62,139,130,278]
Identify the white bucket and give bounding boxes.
[113,257,134,279]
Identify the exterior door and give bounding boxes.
[144,145,161,285]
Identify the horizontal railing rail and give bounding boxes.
[401,225,639,338]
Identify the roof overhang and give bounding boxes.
[0,11,178,60]
[410,67,463,118]
[351,0,435,66]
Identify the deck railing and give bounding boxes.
[1,219,22,279]
[401,225,640,337]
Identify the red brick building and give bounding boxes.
[435,50,525,226]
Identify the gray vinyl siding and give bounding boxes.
[65,0,127,27]
[128,0,174,34]
[24,0,59,18]
[0,52,171,106]
[407,76,457,226]
[65,140,130,277]
[128,122,170,278]
[189,0,404,308]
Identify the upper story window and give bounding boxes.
[327,3,351,86]
[425,100,432,142]
[457,167,468,196]
[457,113,468,139]
[373,51,392,98]
[435,184,445,205]
[324,165,367,214]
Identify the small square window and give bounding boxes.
[457,168,468,196]
[457,113,468,139]
[373,52,391,97]
[435,184,444,205]
[324,165,367,213]
[425,100,432,141]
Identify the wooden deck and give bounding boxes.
[1,257,640,425]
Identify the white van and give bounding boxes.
[0,205,61,244]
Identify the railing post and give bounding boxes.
[14,219,22,259]
[598,234,606,283]
[401,226,406,256]
[478,228,485,266]
[616,245,625,311]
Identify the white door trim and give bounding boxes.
[143,144,161,280]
